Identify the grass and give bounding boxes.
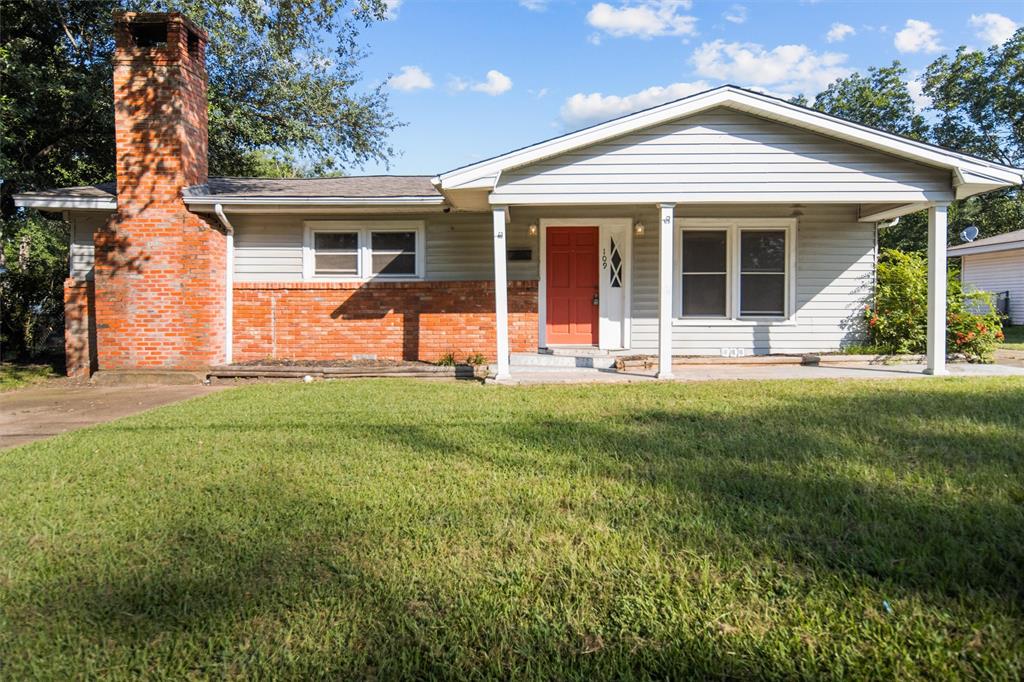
[1000,325,1024,350]
[1,378,1023,679]
[0,361,57,391]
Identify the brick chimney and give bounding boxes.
[92,12,225,371]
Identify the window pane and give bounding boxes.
[741,274,785,315]
[315,253,358,275]
[682,231,727,272]
[315,232,357,251]
[682,274,727,316]
[372,253,416,275]
[371,231,416,252]
[740,231,785,272]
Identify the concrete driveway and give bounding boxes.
[1,384,227,449]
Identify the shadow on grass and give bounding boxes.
[7,380,1023,677]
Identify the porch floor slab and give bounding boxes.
[492,361,1024,385]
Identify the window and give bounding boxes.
[740,230,786,317]
[313,232,358,276]
[677,220,794,320]
[370,231,417,276]
[305,221,423,280]
[681,230,728,317]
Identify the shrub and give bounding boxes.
[464,352,488,366]
[865,249,1002,361]
[436,352,457,366]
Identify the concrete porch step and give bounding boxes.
[510,352,617,369]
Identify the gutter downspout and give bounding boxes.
[214,204,234,365]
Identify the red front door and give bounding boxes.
[546,226,599,345]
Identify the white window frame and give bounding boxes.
[303,220,425,281]
[674,218,797,324]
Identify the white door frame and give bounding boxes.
[538,217,633,350]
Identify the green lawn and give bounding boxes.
[1,378,1023,679]
[0,362,57,391]
[1001,325,1024,350]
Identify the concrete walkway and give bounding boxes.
[1,384,227,449]
[496,361,1024,385]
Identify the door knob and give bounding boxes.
[592,293,600,306]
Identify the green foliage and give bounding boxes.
[2,378,1024,677]
[436,352,457,366]
[866,249,1003,361]
[0,361,57,390]
[0,212,69,358]
[813,62,929,140]
[465,352,488,366]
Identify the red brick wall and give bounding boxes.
[232,281,538,363]
[92,13,225,371]
[64,279,97,378]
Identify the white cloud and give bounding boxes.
[691,40,850,95]
[969,13,1019,46]
[724,4,747,24]
[906,75,931,111]
[894,19,943,53]
[561,80,711,125]
[519,0,549,10]
[384,0,402,19]
[587,33,603,45]
[451,70,513,96]
[586,1,697,39]
[826,23,855,43]
[389,65,433,92]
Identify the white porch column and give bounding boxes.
[492,205,511,380]
[657,203,676,379]
[925,203,949,375]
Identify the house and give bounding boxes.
[15,12,1024,381]
[948,229,1024,325]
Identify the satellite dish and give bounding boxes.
[960,225,979,243]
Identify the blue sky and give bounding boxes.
[355,0,1021,175]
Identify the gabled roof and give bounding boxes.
[433,85,1024,199]
[948,228,1024,257]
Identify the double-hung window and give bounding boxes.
[676,219,795,320]
[304,221,424,280]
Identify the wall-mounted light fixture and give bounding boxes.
[528,224,538,237]
[634,221,645,238]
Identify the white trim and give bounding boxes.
[538,217,633,351]
[185,196,444,207]
[925,204,949,375]
[675,217,798,323]
[492,206,511,381]
[657,204,676,378]
[302,220,425,281]
[13,196,117,210]
[858,202,933,223]
[436,86,1022,192]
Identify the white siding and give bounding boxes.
[67,212,109,280]
[961,250,1024,325]
[232,213,538,282]
[631,205,874,355]
[493,108,952,204]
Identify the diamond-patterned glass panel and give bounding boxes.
[609,237,622,288]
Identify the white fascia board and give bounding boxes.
[858,202,932,222]
[947,242,1024,257]
[488,190,955,206]
[183,195,445,208]
[437,86,1024,191]
[14,195,117,210]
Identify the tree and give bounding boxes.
[923,28,1024,242]
[0,0,398,357]
[812,62,928,140]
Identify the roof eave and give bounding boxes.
[13,195,117,210]
[182,195,446,207]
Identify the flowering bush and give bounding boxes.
[865,249,1003,362]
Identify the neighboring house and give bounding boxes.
[948,229,1024,325]
[15,12,1024,380]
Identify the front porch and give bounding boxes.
[489,202,953,381]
